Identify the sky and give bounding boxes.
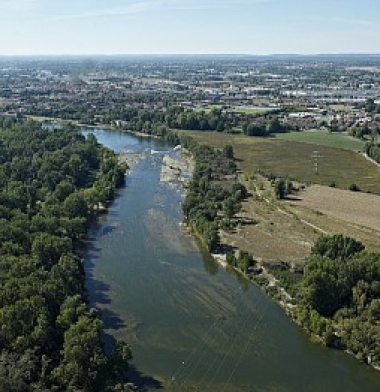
[0,0,379,55]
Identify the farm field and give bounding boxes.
[232,106,271,115]
[287,185,380,232]
[221,180,380,265]
[222,192,318,264]
[179,130,380,264]
[180,130,380,195]
[285,186,380,253]
[275,130,365,151]
[328,104,354,112]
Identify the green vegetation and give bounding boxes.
[226,250,256,273]
[247,234,380,367]
[181,131,380,194]
[181,141,250,252]
[276,131,365,151]
[265,262,303,298]
[0,117,133,391]
[295,235,380,366]
[128,125,247,253]
[241,117,282,136]
[29,101,290,139]
[274,178,293,200]
[366,142,380,164]
[233,107,270,115]
[132,123,380,369]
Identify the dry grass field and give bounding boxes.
[288,185,380,232]
[223,183,380,264]
[179,130,380,263]
[221,195,319,264]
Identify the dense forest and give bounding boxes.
[293,235,380,367]
[0,117,134,391]
[116,106,288,137]
[181,142,248,252]
[33,104,288,138]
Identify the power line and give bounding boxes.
[221,298,270,391]
[172,284,257,390]
[205,293,266,391]
[198,289,263,390]
[170,315,225,389]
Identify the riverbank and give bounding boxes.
[80,127,380,391]
[207,214,380,373]
[171,131,380,372]
[67,125,380,374]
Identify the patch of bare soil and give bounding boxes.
[288,185,380,233]
[221,197,318,265]
[220,180,380,266]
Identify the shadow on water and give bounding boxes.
[98,225,118,236]
[85,234,127,328]
[85,247,126,331]
[199,240,252,292]
[128,365,164,391]
[99,328,164,390]
[85,232,164,391]
[201,251,219,276]
[84,242,112,306]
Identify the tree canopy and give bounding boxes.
[0,117,132,391]
[296,235,380,365]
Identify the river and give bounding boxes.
[83,129,380,391]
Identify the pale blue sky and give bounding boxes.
[0,0,379,55]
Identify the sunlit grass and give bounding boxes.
[275,131,365,152]
[178,130,380,194]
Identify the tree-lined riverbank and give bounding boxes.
[0,118,133,391]
[83,127,380,391]
[127,125,380,373]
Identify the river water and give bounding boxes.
[84,129,380,391]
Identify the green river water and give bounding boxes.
[84,129,380,391]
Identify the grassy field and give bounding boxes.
[328,104,353,112]
[180,131,380,195]
[288,185,380,232]
[232,107,270,115]
[220,175,380,265]
[177,129,380,266]
[275,131,365,152]
[192,106,213,113]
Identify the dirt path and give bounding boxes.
[363,153,380,168]
[253,180,328,235]
[289,185,380,233]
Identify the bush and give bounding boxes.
[349,183,360,192]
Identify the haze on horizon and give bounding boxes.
[1,0,379,56]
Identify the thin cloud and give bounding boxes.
[51,2,157,21]
[0,0,44,12]
[50,0,273,21]
[170,0,274,10]
[310,16,375,27]
[331,17,375,27]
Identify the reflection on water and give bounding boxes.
[84,129,380,391]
